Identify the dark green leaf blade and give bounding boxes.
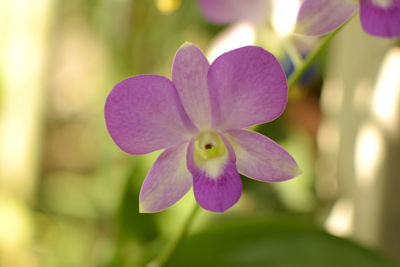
[167,219,398,267]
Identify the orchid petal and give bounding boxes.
[187,135,242,212]
[360,0,400,38]
[208,46,288,131]
[296,0,358,36]
[105,75,196,154]
[198,0,269,24]
[227,129,300,182]
[172,43,212,129]
[139,143,192,213]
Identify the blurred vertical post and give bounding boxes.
[0,0,54,266]
[318,18,400,259]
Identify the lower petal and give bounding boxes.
[360,0,400,38]
[295,0,358,36]
[139,143,192,213]
[186,135,242,212]
[226,129,300,182]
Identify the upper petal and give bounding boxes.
[139,143,192,213]
[227,129,300,182]
[295,0,358,36]
[172,43,211,130]
[105,75,196,154]
[360,0,400,38]
[187,135,242,212]
[198,0,270,24]
[208,46,288,131]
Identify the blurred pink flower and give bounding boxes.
[198,0,400,38]
[296,0,400,38]
[198,0,270,25]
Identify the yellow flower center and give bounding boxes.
[195,131,226,159]
[193,131,228,178]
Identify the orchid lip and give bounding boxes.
[193,131,229,179]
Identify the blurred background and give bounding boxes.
[0,0,399,266]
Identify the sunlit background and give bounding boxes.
[0,0,399,266]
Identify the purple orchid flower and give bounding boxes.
[296,0,400,38]
[105,43,300,213]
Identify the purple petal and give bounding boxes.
[208,46,288,131]
[227,129,300,182]
[187,135,242,212]
[139,143,192,213]
[172,43,212,129]
[105,75,196,154]
[296,0,358,36]
[198,0,269,24]
[360,0,400,38]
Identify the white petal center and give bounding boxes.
[371,0,392,8]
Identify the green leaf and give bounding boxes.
[166,219,398,267]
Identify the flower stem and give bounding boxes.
[148,203,200,267]
[287,25,344,90]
